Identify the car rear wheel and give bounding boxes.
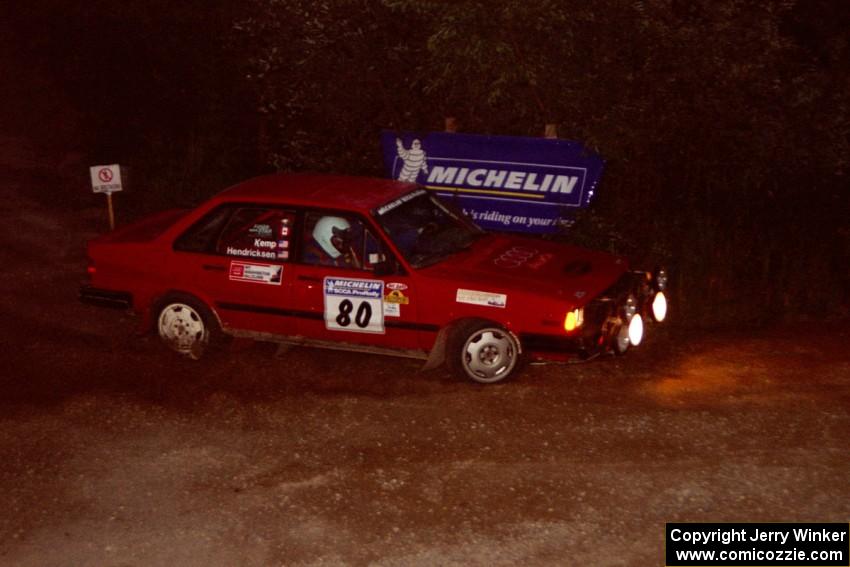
[155,294,219,360]
[448,320,521,384]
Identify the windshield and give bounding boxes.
[374,189,485,268]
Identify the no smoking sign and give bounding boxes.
[89,164,123,194]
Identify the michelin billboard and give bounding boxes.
[381,131,604,234]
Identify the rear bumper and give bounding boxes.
[79,285,133,309]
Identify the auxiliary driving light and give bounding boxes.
[615,323,630,354]
[652,291,667,322]
[628,313,644,347]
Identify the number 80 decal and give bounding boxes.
[324,277,385,334]
[335,299,372,328]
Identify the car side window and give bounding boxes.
[216,207,295,262]
[173,205,234,254]
[362,229,396,272]
[301,211,393,272]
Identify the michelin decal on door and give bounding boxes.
[324,277,385,333]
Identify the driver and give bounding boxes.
[303,216,360,268]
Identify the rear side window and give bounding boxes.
[173,206,233,253]
[216,207,295,262]
[174,205,296,262]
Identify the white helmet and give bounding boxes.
[313,216,351,258]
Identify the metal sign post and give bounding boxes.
[106,192,115,230]
[89,164,123,230]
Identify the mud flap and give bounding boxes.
[422,326,449,371]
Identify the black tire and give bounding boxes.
[446,319,522,384]
[153,293,221,360]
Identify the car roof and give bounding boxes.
[214,173,416,213]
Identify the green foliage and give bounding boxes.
[232,0,849,324]
[233,0,433,174]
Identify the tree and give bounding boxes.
[233,0,849,322]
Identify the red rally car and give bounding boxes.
[81,173,668,384]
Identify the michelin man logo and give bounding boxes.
[395,138,429,182]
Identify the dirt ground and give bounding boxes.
[1,137,848,566]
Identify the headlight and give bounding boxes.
[563,307,584,332]
[652,291,667,322]
[628,313,644,346]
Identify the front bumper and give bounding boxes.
[522,270,667,359]
[79,285,133,309]
[519,332,593,358]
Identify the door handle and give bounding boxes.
[202,264,227,272]
[297,275,321,282]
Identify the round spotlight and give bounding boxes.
[652,291,667,322]
[628,314,644,347]
[615,323,630,354]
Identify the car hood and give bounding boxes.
[418,234,628,305]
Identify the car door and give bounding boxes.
[172,204,297,336]
[290,209,422,351]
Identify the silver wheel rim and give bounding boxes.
[157,303,207,358]
[462,327,517,383]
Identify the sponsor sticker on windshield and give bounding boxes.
[375,188,427,216]
[456,288,507,309]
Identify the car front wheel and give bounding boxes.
[448,320,522,384]
[155,294,218,360]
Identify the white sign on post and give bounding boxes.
[89,164,123,194]
[89,164,123,230]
